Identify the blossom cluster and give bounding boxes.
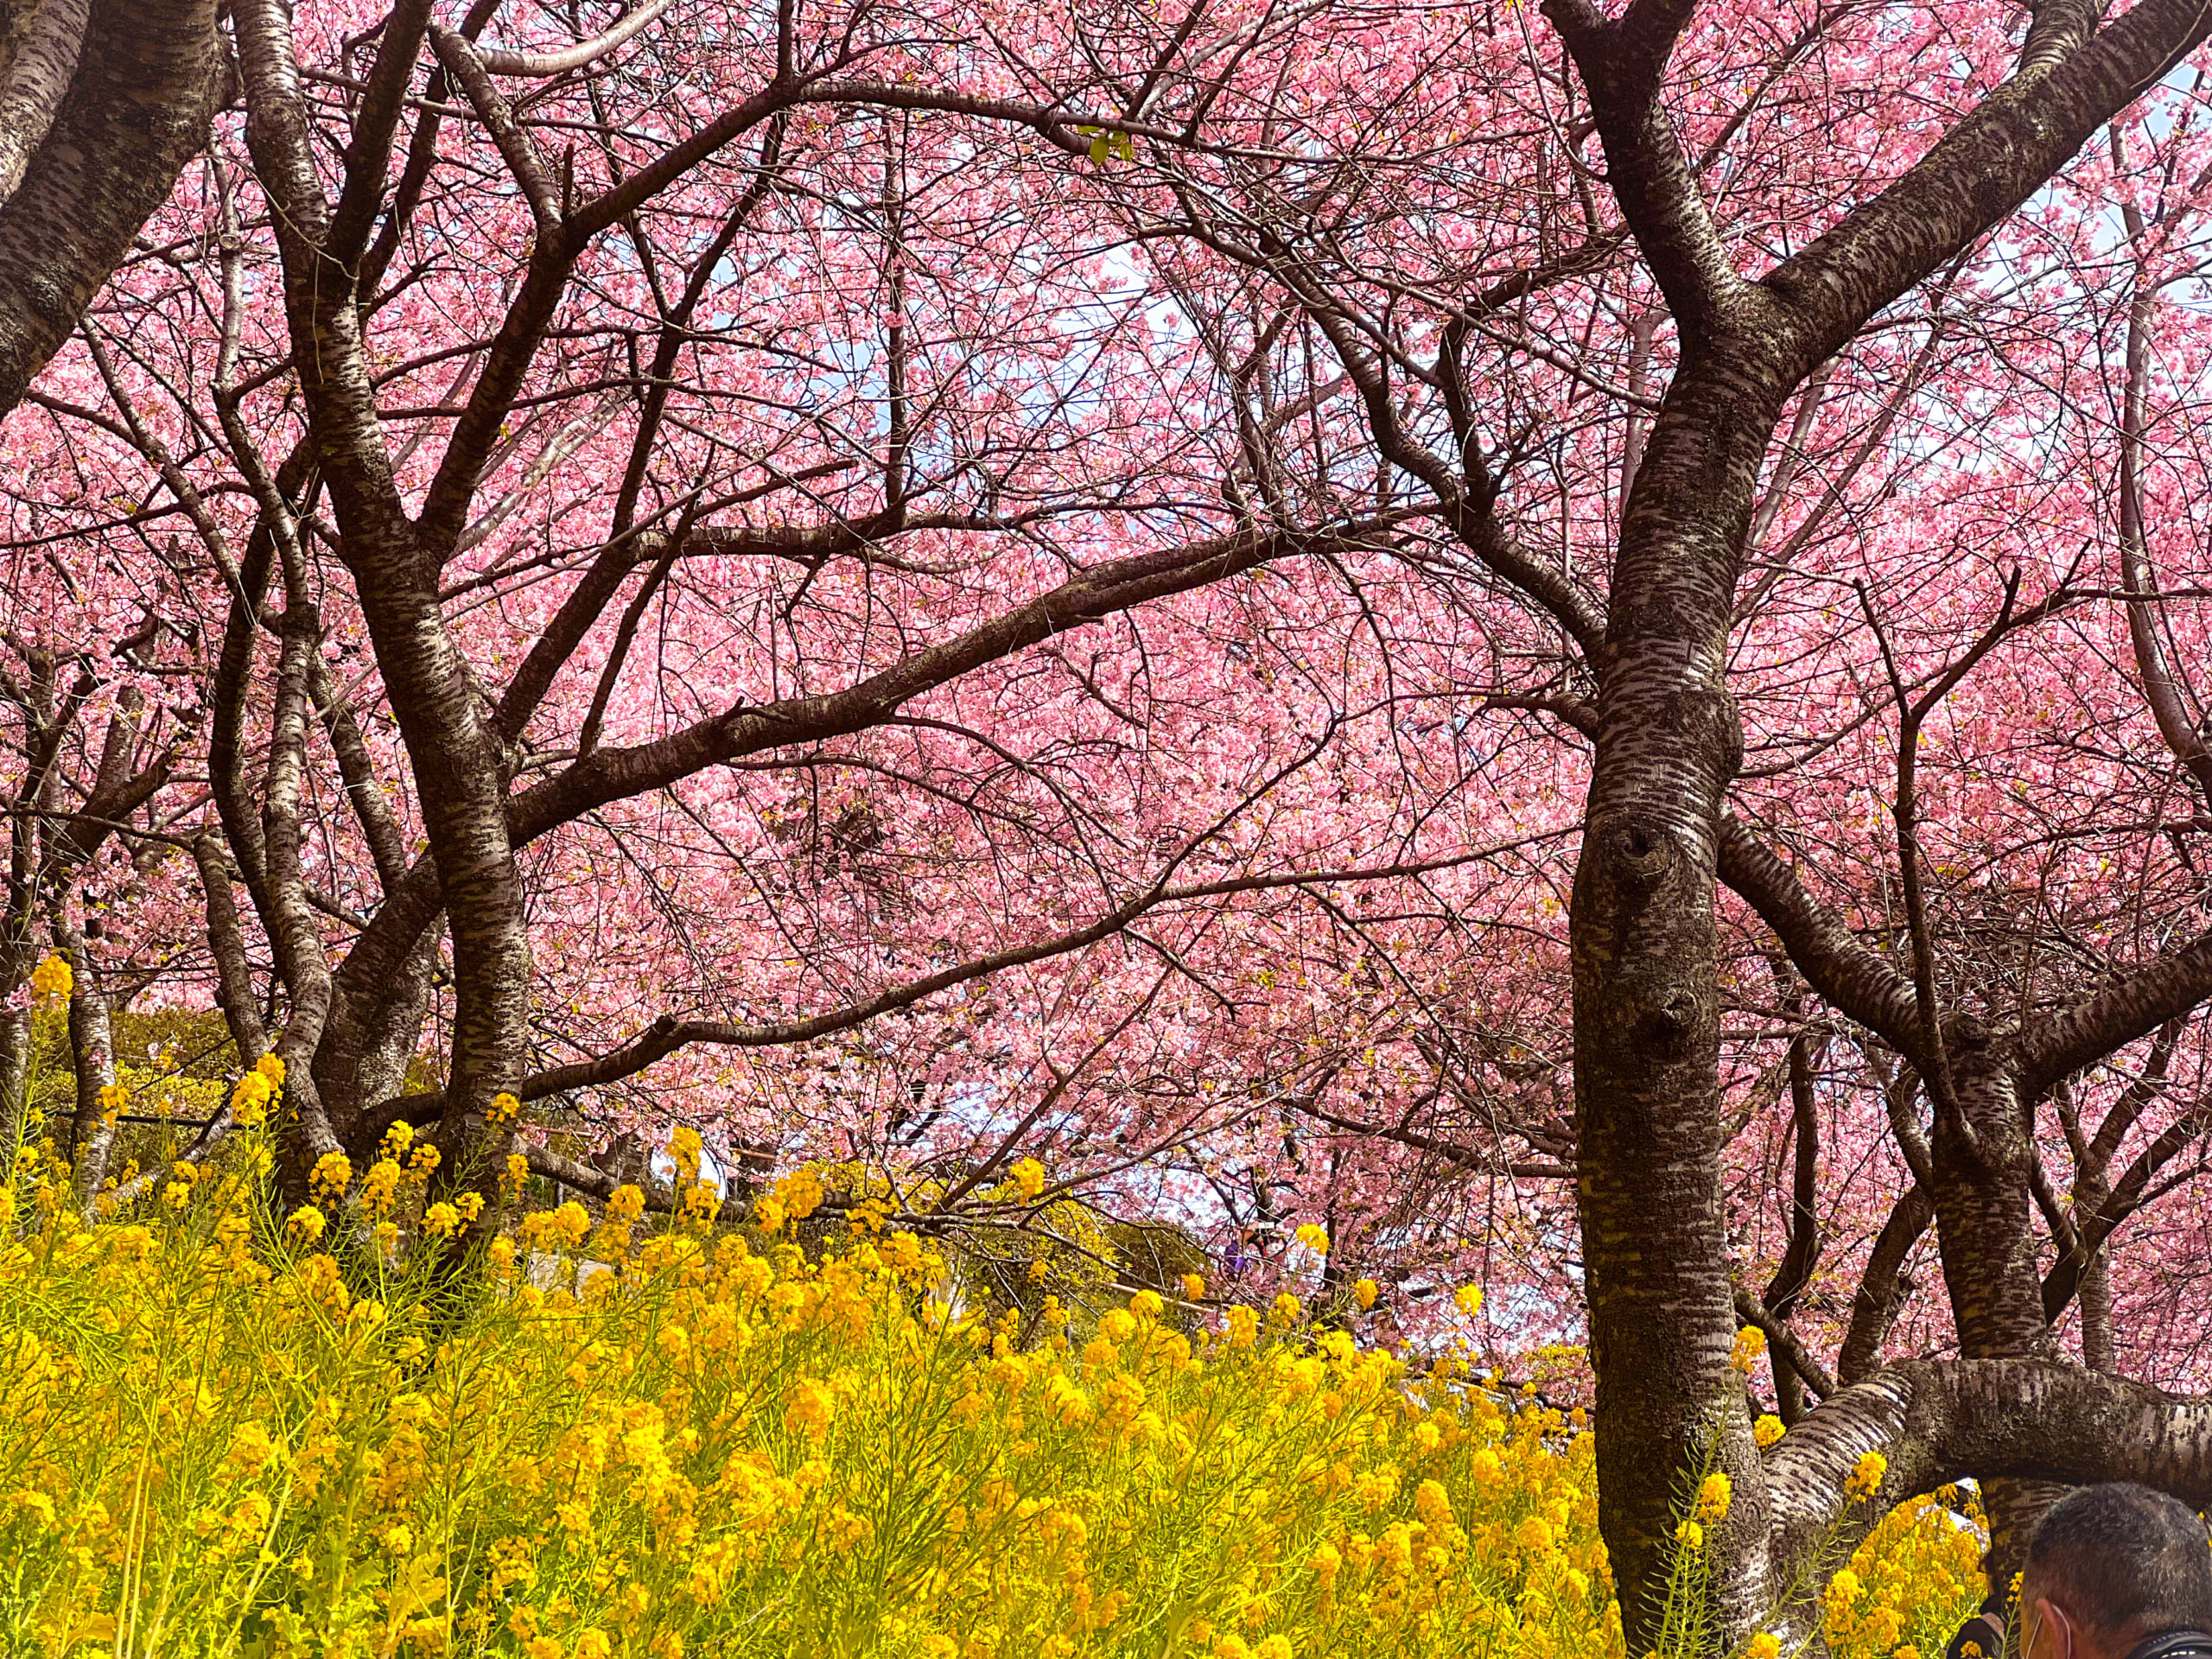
[0,1122,1984,1658]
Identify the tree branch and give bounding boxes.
[475,0,675,77]
[1716,815,1925,1060]
[0,0,223,413]
[1764,0,2212,369]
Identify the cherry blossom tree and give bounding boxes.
[24,0,1544,1240]
[1039,0,2212,1645]
[31,0,2212,1651]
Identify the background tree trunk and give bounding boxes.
[0,1003,29,1153]
[61,937,115,1199]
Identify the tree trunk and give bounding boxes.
[236,0,531,1164]
[0,0,88,200]
[1573,343,1796,1647]
[63,954,116,1199]
[1932,1052,2067,1585]
[2076,1167,2116,1376]
[0,1002,29,1157]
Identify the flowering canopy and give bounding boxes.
[9,0,2212,1649]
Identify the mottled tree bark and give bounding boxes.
[0,1003,29,1153]
[1571,338,1795,1641]
[63,947,115,1200]
[1541,0,2212,1646]
[1930,1052,2068,1581]
[235,0,536,1209]
[0,0,223,414]
[0,0,89,199]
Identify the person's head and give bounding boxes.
[2019,1484,2212,1659]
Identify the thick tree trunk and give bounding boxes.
[1573,342,1796,1646]
[1931,1053,2073,1584]
[0,0,88,199]
[359,930,440,1112]
[344,584,530,1143]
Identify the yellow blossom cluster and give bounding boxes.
[1828,1486,1990,1659]
[0,1121,1987,1659]
[29,951,72,1002]
[228,1052,287,1128]
[748,1165,823,1236]
[1729,1326,1767,1376]
[1847,1450,1889,1500]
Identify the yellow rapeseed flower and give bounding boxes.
[28,953,71,1001]
[1731,1325,1768,1375]
[775,1167,824,1219]
[1695,1471,1732,1522]
[1848,1450,1889,1499]
[669,1124,703,1187]
[310,1151,352,1205]
[785,1376,835,1440]
[229,1070,274,1127]
[359,1159,402,1216]
[0,1122,1990,1659]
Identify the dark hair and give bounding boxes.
[2026,1484,2212,1641]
